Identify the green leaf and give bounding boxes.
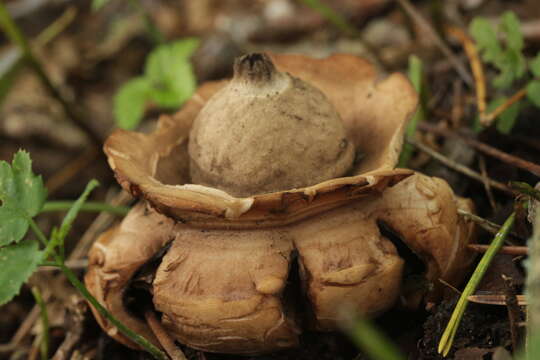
[113,77,151,130]
[91,0,110,11]
[0,206,27,246]
[493,49,526,89]
[0,239,44,305]
[144,38,199,108]
[470,17,501,63]
[527,80,540,107]
[500,11,523,51]
[0,151,47,246]
[487,97,520,134]
[530,53,540,78]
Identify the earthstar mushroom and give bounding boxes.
[85,53,475,355]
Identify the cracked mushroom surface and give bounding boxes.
[85,53,476,355]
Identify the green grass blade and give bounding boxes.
[438,212,516,356]
[41,201,129,216]
[398,55,425,167]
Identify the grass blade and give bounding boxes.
[438,212,516,356]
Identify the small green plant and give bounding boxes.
[0,150,166,359]
[398,54,426,168]
[113,38,199,130]
[470,11,540,133]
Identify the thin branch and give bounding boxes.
[446,25,486,118]
[419,122,540,177]
[396,0,472,86]
[481,87,528,127]
[467,244,528,256]
[406,138,512,194]
[458,209,523,242]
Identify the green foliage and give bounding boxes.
[91,0,110,11]
[0,151,47,246]
[469,11,540,134]
[0,239,43,305]
[526,80,540,107]
[114,38,199,130]
[0,150,166,359]
[470,11,525,90]
[487,97,520,134]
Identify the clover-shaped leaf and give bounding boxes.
[0,151,47,246]
[113,38,199,130]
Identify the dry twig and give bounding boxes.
[467,244,528,256]
[446,25,486,119]
[407,138,512,194]
[419,122,540,177]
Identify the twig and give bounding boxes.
[419,122,540,178]
[0,3,102,146]
[479,156,497,210]
[45,147,99,195]
[438,212,516,356]
[459,209,522,242]
[396,0,472,86]
[145,310,187,360]
[34,7,77,47]
[467,244,528,256]
[445,25,486,118]
[406,138,512,194]
[481,87,528,127]
[0,306,39,353]
[468,294,526,306]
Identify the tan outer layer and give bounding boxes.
[104,53,418,228]
[85,173,475,354]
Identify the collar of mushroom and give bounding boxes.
[86,53,476,355]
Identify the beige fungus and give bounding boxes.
[85,52,476,356]
[189,53,355,197]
